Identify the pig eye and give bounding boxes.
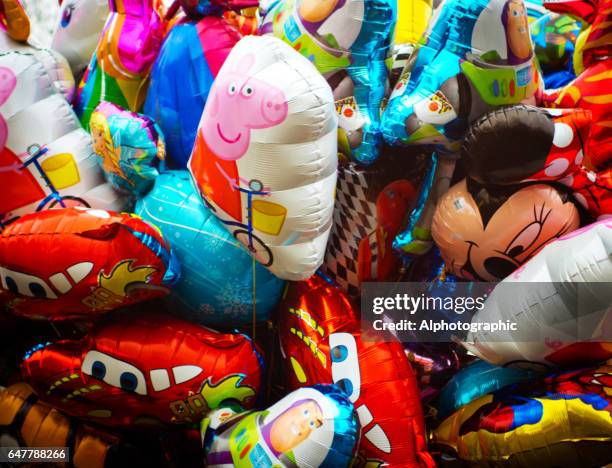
[241,85,254,97]
[228,83,237,95]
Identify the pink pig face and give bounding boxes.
[202,53,288,161]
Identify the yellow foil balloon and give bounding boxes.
[395,0,432,45]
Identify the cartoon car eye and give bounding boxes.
[0,267,57,299]
[82,350,147,395]
[329,333,361,403]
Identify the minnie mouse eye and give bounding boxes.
[228,83,237,95]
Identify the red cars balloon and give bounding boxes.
[21,312,263,428]
[278,276,434,467]
[0,207,180,320]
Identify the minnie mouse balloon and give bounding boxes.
[259,0,396,164]
[204,385,359,467]
[51,0,110,79]
[188,35,337,281]
[0,51,124,224]
[463,219,612,368]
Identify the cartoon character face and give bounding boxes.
[432,180,580,281]
[298,0,340,22]
[278,278,433,466]
[21,313,262,427]
[269,399,324,452]
[505,0,532,62]
[201,53,288,161]
[0,208,178,319]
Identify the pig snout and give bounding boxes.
[261,89,288,124]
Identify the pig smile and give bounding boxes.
[216,123,241,144]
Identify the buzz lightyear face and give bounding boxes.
[269,399,324,453]
[504,0,531,62]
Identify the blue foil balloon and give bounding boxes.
[436,359,540,420]
[134,170,284,325]
[143,16,241,168]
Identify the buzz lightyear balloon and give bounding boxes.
[188,36,337,281]
[203,385,359,467]
[259,0,396,165]
[382,0,540,258]
[0,52,124,225]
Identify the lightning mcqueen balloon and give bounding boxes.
[0,207,180,319]
[278,276,434,467]
[21,312,263,427]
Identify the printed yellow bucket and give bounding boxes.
[252,200,287,236]
[41,153,80,190]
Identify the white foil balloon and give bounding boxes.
[188,35,337,281]
[464,219,612,368]
[51,0,109,79]
[0,51,123,224]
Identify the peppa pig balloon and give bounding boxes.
[203,385,359,468]
[463,219,612,368]
[51,0,110,80]
[144,5,243,168]
[259,0,397,165]
[188,35,337,281]
[75,0,164,129]
[0,51,124,225]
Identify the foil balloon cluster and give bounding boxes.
[188,35,337,281]
[89,101,165,199]
[144,0,252,168]
[433,364,612,466]
[259,0,397,164]
[135,170,284,326]
[384,0,541,258]
[21,312,263,427]
[278,276,435,467]
[75,0,164,129]
[203,385,359,467]
[0,207,180,319]
[0,51,124,225]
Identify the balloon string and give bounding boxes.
[252,255,256,342]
